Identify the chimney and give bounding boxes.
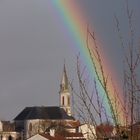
[50,129,55,137]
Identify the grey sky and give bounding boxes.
[0,0,139,120]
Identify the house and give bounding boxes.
[95,123,114,140]
[45,125,86,140]
[0,121,20,140]
[27,134,50,140]
[27,133,65,140]
[26,124,86,140]
[45,119,80,134]
[79,123,96,140]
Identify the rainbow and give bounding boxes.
[49,1,127,125]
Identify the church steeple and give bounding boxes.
[60,63,71,116]
[60,63,69,92]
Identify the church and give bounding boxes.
[0,65,95,140]
[13,64,83,140]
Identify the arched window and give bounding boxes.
[68,96,70,106]
[29,123,32,131]
[62,96,65,105]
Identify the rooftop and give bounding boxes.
[14,106,74,121]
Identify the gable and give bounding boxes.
[27,134,49,140]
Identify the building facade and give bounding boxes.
[0,121,20,140]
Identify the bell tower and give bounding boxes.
[59,64,71,116]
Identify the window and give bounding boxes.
[29,123,32,131]
[62,96,65,105]
[68,96,70,106]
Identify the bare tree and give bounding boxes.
[115,1,140,139]
[70,1,140,140]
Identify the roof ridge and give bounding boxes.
[14,106,74,120]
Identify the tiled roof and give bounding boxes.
[96,124,114,138]
[40,133,65,140]
[28,133,85,140]
[65,120,80,128]
[14,106,74,120]
[27,133,66,140]
[64,133,86,140]
[64,132,84,137]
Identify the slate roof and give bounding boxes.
[14,106,74,121]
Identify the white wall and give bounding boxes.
[0,121,3,131]
[79,124,96,140]
[25,119,41,139]
[25,119,52,139]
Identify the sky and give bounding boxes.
[0,0,139,120]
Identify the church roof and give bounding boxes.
[14,106,74,121]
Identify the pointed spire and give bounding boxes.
[60,62,69,92]
[59,62,71,116]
